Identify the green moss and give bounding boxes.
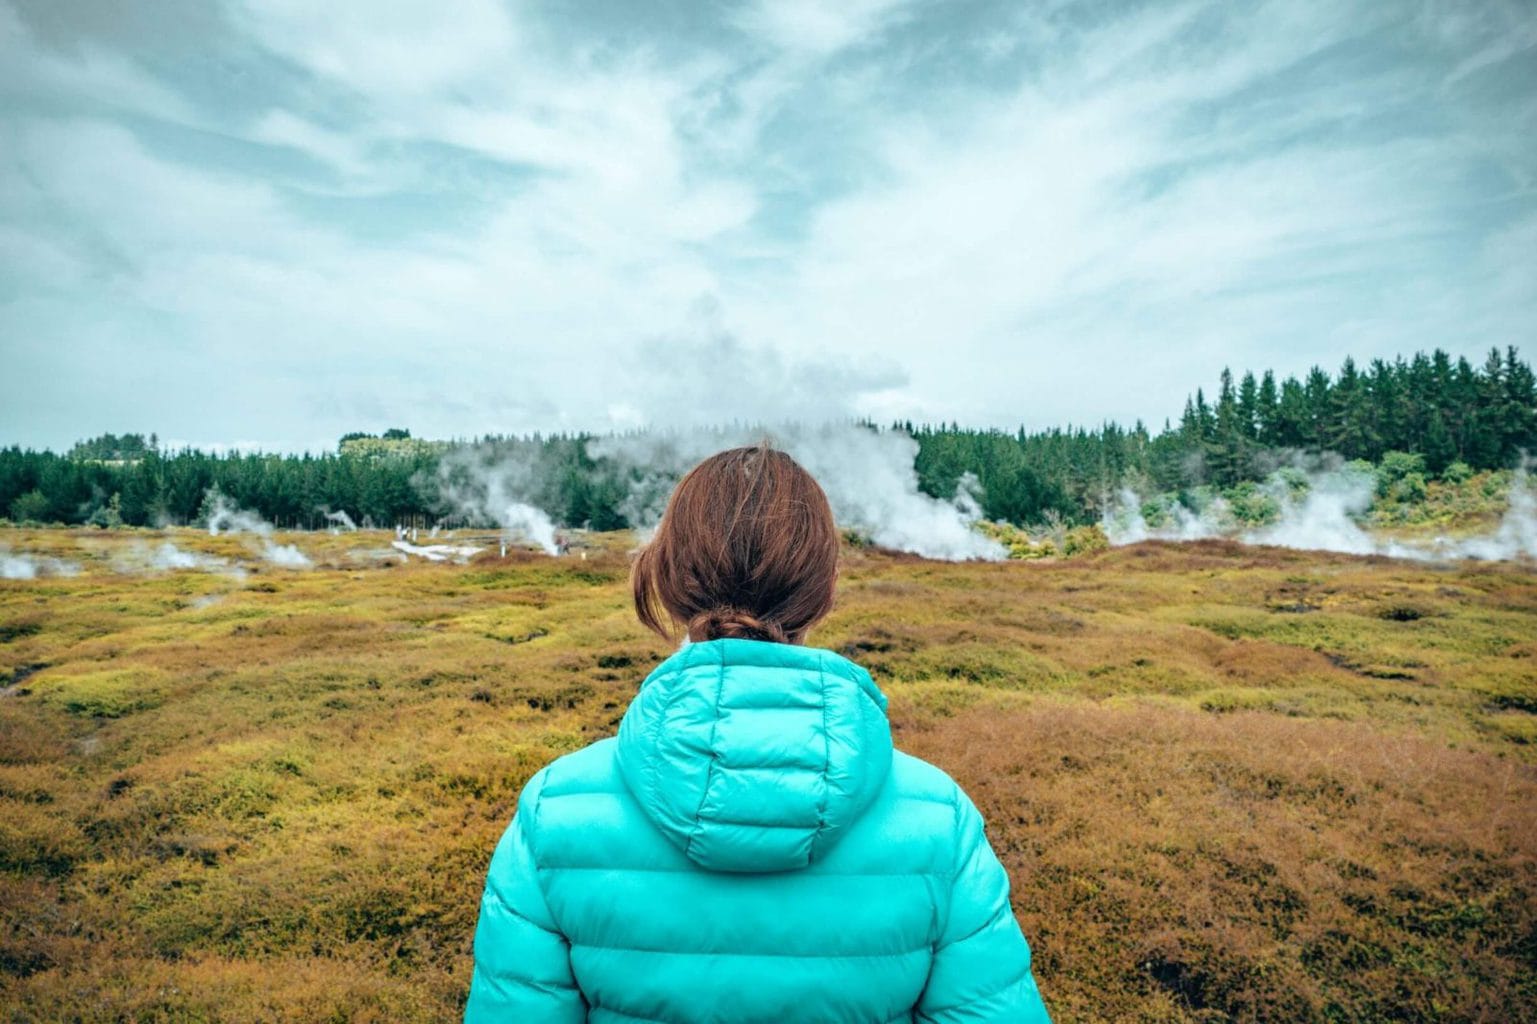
[3,526,1536,1023]
[39,668,164,718]
[1479,712,1537,745]
[904,642,1071,690]
[1198,686,1364,720]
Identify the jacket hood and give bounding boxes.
[616,638,893,874]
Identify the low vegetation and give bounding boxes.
[1,528,1534,1022]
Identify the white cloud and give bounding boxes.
[717,0,1532,428]
[228,0,522,102]
[249,110,376,180]
[605,300,908,431]
[0,4,195,123]
[733,0,915,56]
[0,0,1532,449]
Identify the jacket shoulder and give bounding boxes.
[500,739,625,851]
[888,748,965,809]
[534,737,623,798]
[813,749,966,878]
[510,739,679,872]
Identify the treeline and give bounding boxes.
[0,446,437,530]
[0,433,648,531]
[2,347,1531,530]
[911,346,1536,521]
[65,432,158,462]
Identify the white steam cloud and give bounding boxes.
[587,425,1002,560]
[204,492,313,568]
[567,313,1002,561]
[426,445,567,556]
[105,540,246,578]
[0,546,80,579]
[324,509,358,532]
[1104,465,1537,562]
[390,540,484,563]
[1459,471,1537,561]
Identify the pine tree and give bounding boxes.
[1367,358,1400,457]
[1503,346,1537,458]
[1302,367,1332,450]
[1256,370,1279,445]
[1211,368,1247,485]
[1275,376,1307,448]
[1423,411,1456,476]
[1327,357,1375,458]
[1237,371,1259,442]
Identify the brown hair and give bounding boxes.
[632,445,839,645]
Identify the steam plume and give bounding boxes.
[108,540,245,578]
[0,546,80,579]
[390,540,484,563]
[586,424,1002,560]
[425,446,562,555]
[204,491,313,568]
[1104,465,1537,562]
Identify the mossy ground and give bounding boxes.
[2,528,1534,1023]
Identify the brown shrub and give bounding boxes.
[900,703,1537,1024]
[2,528,1534,1021]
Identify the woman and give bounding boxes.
[464,446,1052,1023]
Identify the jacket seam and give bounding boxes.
[643,657,692,832]
[538,865,948,877]
[934,788,965,950]
[683,645,729,861]
[570,940,932,959]
[527,768,561,935]
[951,792,964,873]
[482,885,560,937]
[947,898,1006,947]
[539,787,955,808]
[590,1010,906,1024]
[712,699,822,711]
[920,959,1033,1016]
[694,815,819,829]
[815,654,831,854]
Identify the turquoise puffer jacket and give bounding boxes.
[465,638,1051,1023]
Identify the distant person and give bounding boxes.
[464,445,1052,1023]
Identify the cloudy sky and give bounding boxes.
[1,0,1533,452]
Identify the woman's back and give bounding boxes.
[464,638,1051,1023]
[465,446,1049,1021]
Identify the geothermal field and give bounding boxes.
[1,519,1534,1023]
[6,0,1533,1018]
